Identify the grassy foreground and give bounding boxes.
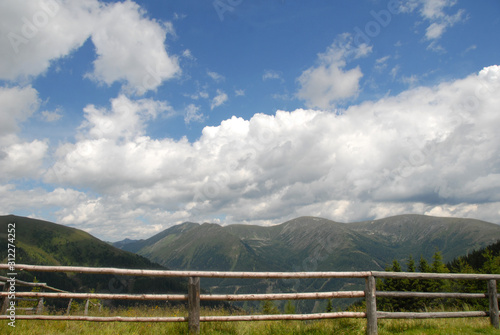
[2,305,500,334]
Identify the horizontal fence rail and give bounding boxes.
[1,264,373,278]
[0,290,366,301]
[1,264,500,335]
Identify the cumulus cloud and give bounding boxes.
[0,0,97,81]
[0,140,48,180]
[296,33,372,109]
[78,94,173,141]
[34,66,500,240]
[0,0,180,93]
[87,1,180,94]
[0,86,40,140]
[0,85,47,180]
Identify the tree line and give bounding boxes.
[375,240,500,312]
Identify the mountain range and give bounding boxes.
[116,215,500,273]
[113,214,500,312]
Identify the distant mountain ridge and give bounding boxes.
[116,214,500,272]
[112,214,500,312]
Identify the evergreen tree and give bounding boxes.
[418,255,431,272]
[481,250,500,274]
[377,259,404,311]
[430,250,449,293]
[417,255,432,294]
[407,255,416,272]
[400,255,420,311]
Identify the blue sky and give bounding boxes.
[1,0,499,241]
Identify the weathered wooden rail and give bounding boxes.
[1,264,500,335]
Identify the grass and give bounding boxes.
[2,305,500,334]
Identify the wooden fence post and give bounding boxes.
[488,279,499,329]
[188,277,200,334]
[365,275,378,335]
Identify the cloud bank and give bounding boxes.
[24,65,498,240]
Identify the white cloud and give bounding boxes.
[0,140,48,180]
[182,49,195,60]
[41,109,63,122]
[0,0,98,81]
[211,89,228,110]
[401,74,419,86]
[399,0,467,42]
[187,90,210,100]
[425,22,446,40]
[420,0,457,20]
[464,45,477,53]
[33,66,500,239]
[0,85,47,180]
[88,1,180,95]
[424,9,466,40]
[184,104,205,124]
[78,94,173,141]
[375,56,391,71]
[296,34,372,109]
[0,0,180,94]
[0,86,40,139]
[390,65,400,79]
[262,70,283,82]
[207,71,225,82]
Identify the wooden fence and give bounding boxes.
[1,264,500,335]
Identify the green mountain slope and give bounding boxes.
[0,215,186,298]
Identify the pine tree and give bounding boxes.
[417,255,432,293]
[481,250,500,274]
[400,255,420,311]
[430,250,450,293]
